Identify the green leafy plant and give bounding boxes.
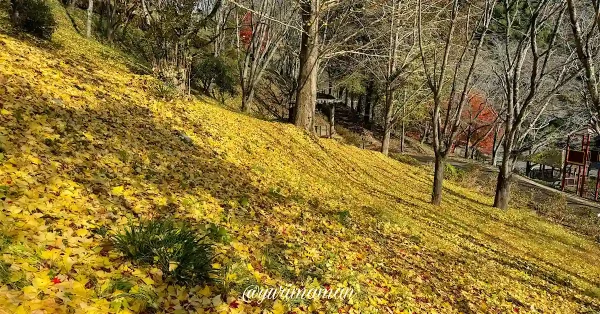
[11,0,57,39]
[192,55,236,97]
[111,218,215,286]
[444,163,465,181]
[206,223,231,244]
[153,81,178,100]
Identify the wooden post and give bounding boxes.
[594,168,600,201]
[561,135,571,191]
[580,134,591,197]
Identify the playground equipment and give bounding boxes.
[560,130,600,200]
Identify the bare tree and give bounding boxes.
[235,0,295,112]
[566,0,600,132]
[376,0,423,155]
[490,0,579,209]
[418,0,496,205]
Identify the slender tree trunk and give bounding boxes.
[329,103,335,137]
[464,131,471,158]
[400,103,406,152]
[491,126,500,166]
[494,141,513,209]
[86,0,93,38]
[432,154,445,205]
[357,94,364,117]
[421,122,429,144]
[10,0,19,24]
[400,119,405,153]
[381,87,394,155]
[364,82,373,125]
[294,0,319,133]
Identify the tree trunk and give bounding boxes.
[493,169,511,210]
[432,155,445,205]
[421,122,429,144]
[400,119,405,153]
[241,89,255,113]
[364,82,373,126]
[400,103,406,152]
[357,94,364,117]
[329,104,335,137]
[294,0,319,133]
[494,141,513,209]
[381,88,394,156]
[464,131,471,158]
[86,0,93,38]
[10,0,19,24]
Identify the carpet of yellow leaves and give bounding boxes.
[1,3,600,313]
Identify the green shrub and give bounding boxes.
[111,218,215,286]
[11,0,57,39]
[444,163,465,181]
[192,56,236,97]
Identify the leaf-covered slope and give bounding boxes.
[1,5,600,314]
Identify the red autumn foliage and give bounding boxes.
[239,12,253,47]
[457,93,498,155]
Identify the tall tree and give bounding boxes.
[490,0,579,209]
[566,0,600,132]
[379,0,422,156]
[237,0,295,112]
[294,0,320,131]
[418,0,496,205]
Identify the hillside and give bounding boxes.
[1,4,600,314]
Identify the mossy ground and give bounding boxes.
[0,2,599,313]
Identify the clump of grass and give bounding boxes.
[111,218,215,286]
[152,81,178,100]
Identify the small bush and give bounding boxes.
[11,0,57,39]
[192,56,236,97]
[444,163,465,181]
[111,219,215,286]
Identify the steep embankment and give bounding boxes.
[1,4,600,314]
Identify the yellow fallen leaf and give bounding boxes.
[211,295,222,307]
[199,285,211,297]
[111,186,124,196]
[272,300,286,314]
[76,228,89,237]
[142,277,154,285]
